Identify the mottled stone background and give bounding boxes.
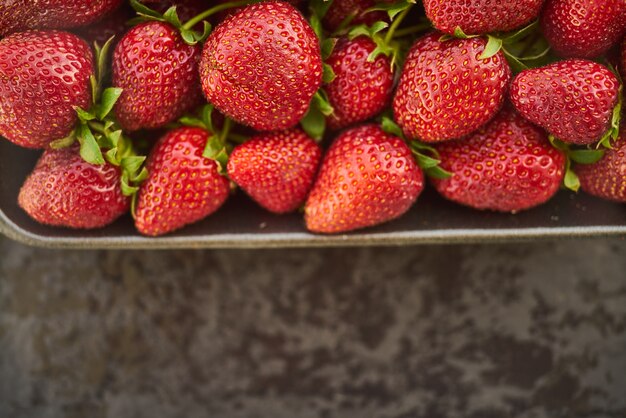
[0,237,625,418]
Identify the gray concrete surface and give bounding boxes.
[0,237,625,418]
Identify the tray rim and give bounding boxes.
[2,208,626,249]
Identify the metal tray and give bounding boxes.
[1,139,625,248]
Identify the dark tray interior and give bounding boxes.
[1,139,625,248]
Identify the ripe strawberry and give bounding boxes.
[575,128,626,203]
[323,0,391,33]
[510,59,620,145]
[112,21,202,132]
[0,30,94,149]
[134,127,230,236]
[325,36,394,130]
[305,124,424,234]
[227,129,322,213]
[393,33,511,143]
[18,146,129,229]
[424,0,544,35]
[541,0,626,59]
[432,109,566,213]
[0,0,123,37]
[199,1,323,132]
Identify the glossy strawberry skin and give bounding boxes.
[227,129,322,214]
[424,0,544,35]
[576,129,626,203]
[0,31,94,149]
[135,127,230,237]
[18,146,129,229]
[305,124,424,234]
[541,0,626,59]
[0,0,123,37]
[393,33,511,143]
[112,21,202,132]
[510,59,620,145]
[326,37,394,130]
[323,0,391,33]
[200,1,323,132]
[432,109,566,213]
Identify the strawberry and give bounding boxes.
[0,0,123,37]
[112,21,203,131]
[432,109,566,213]
[199,1,323,132]
[305,124,424,234]
[541,0,626,59]
[227,129,322,214]
[0,30,94,149]
[510,59,620,145]
[323,0,391,33]
[424,0,545,35]
[325,36,394,130]
[393,33,511,143]
[18,146,129,229]
[575,128,626,203]
[134,127,230,236]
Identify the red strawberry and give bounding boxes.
[323,0,391,33]
[18,146,129,229]
[0,0,123,37]
[393,33,511,143]
[325,36,394,130]
[510,59,620,145]
[541,0,626,59]
[432,109,566,213]
[134,127,230,236]
[112,21,202,132]
[227,129,322,213]
[0,30,94,149]
[305,124,424,233]
[424,0,545,35]
[199,1,323,132]
[575,128,626,203]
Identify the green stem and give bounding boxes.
[220,118,233,143]
[384,5,413,44]
[392,22,431,39]
[182,0,263,30]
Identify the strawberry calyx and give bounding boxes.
[446,21,553,73]
[128,0,264,45]
[381,116,451,179]
[301,91,335,142]
[548,135,605,192]
[50,37,147,200]
[178,104,239,174]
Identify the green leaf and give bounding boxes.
[121,156,147,178]
[313,91,334,116]
[415,153,441,169]
[77,124,105,165]
[195,21,212,44]
[121,173,139,196]
[348,22,389,41]
[309,13,324,40]
[569,149,605,165]
[180,28,197,45]
[203,134,229,169]
[503,20,539,44]
[162,6,182,28]
[97,87,123,120]
[365,0,414,21]
[381,116,404,139]
[322,63,336,83]
[548,135,569,152]
[179,116,207,129]
[201,103,215,132]
[300,105,326,141]
[309,0,334,21]
[563,160,580,192]
[89,75,98,105]
[452,26,473,39]
[74,106,96,122]
[49,130,77,149]
[321,37,337,60]
[129,0,163,19]
[479,35,503,60]
[425,165,452,180]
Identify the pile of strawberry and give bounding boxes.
[0,0,625,236]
